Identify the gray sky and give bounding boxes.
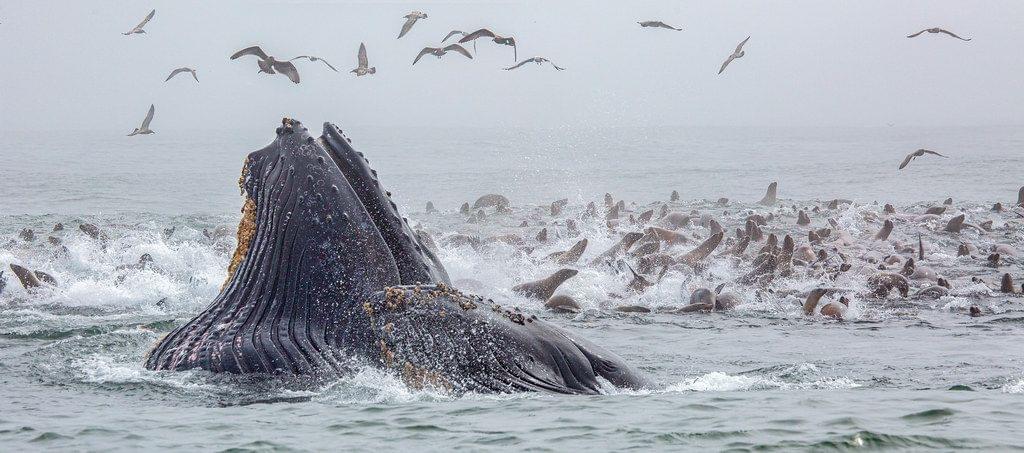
[1,0,1023,132]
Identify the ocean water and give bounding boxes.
[1,125,1023,451]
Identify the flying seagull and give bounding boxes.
[123,9,155,35]
[907,28,971,41]
[351,43,376,76]
[165,67,198,83]
[398,11,427,39]
[413,44,473,65]
[230,46,300,83]
[898,149,948,170]
[289,55,339,72]
[638,21,682,31]
[505,57,564,71]
[459,28,517,61]
[443,30,476,51]
[718,36,750,75]
[127,104,155,136]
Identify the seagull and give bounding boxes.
[898,149,948,170]
[443,30,476,52]
[289,55,339,72]
[230,46,300,83]
[413,44,473,65]
[127,104,155,136]
[165,67,198,83]
[638,21,682,31]
[907,28,971,41]
[123,9,155,35]
[718,36,750,75]
[505,57,564,71]
[459,28,517,61]
[398,11,427,39]
[351,43,376,76]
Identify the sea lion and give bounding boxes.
[867,273,910,298]
[80,223,107,241]
[589,232,644,265]
[969,306,982,317]
[662,212,692,230]
[803,288,846,319]
[636,253,675,274]
[19,228,35,242]
[1001,273,1016,293]
[8,264,43,290]
[604,193,613,207]
[925,206,946,215]
[797,210,811,226]
[646,226,688,246]
[1018,186,1024,207]
[957,243,971,257]
[680,232,724,266]
[670,190,680,201]
[460,202,470,214]
[544,294,581,313]
[740,253,777,285]
[943,214,966,233]
[606,204,620,220]
[630,241,660,258]
[637,209,654,223]
[730,235,751,255]
[758,182,778,205]
[874,219,894,240]
[884,204,896,214]
[473,194,509,210]
[536,228,548,242]
[552,238,588,265]
[513,268,579,300]
[425,201,438,213]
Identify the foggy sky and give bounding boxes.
[1,0,1023,132]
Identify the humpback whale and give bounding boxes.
[145,119,650,394]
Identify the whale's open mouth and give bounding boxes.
[146,119,649,394]
[147,119,447,373]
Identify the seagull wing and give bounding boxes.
[288,55,311,61]
[442,30,464,42]
[165,67,187,81]
[906,29,927,38]
[504,58,532,71]
[444,44,473,59]
[231,46,269,60]
[413,47,434,65]
[318,58,339,72]
[190,69,199,82]
[509,37,517,61]
[898,153,915,170]
[937,29,971,41]
[735,36,751,53]
[135,9,155,29]
[273,61,301,83]
[140,104,155,129]
[398,16,418,39]
[550,61,565,71]
[718,55,735,74]
[459,28,495,43]
[921,149,948,158]
[358,43,368,67]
